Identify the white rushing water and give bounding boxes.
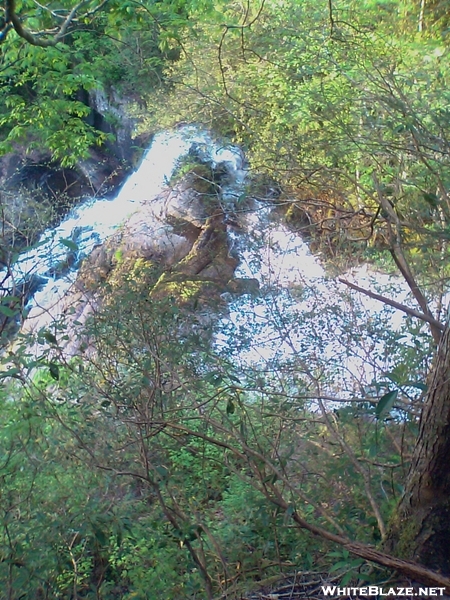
[217,208,427,399]
[14,126,245,327]
[9,126,430,400]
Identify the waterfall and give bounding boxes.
[3,126,428,402]
[12,126,245,332]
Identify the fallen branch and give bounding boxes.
[144,419,450,590]
[271,494,450,591]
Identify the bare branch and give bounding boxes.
[373,173,442,344]
[328,0,335,37]
[3,0,107,46]
[338,278,445,332]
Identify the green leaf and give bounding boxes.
[228,374,241,384]
[91,524,108,546]
[349,558,364,568]
[49,363,60,380]
[60,238,79,252]
[116,528,123,548]
[341,571,354,585]
[156,465,169,480]
[44,332,58,345]
[285,504,295,517]
[329,560,350,572]
[407,382,427,391]
[1,296,20,303]
[376,390,398,419]
[0,367,21,379]
[0,305,17,317]
[423,192,439,207]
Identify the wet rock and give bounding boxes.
[76,244,115,291]
[227,278,260,296]
[118,204,193,265]
[0,86,147,269]
[89,88,137,162]
[167,162,228,216]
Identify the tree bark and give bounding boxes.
[384,322,450,573]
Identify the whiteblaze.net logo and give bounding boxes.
[321,586,447,597]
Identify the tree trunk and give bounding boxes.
[384,323,450,573]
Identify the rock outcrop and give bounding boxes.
[21,162,259,355]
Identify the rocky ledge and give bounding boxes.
[22,163,259,354]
